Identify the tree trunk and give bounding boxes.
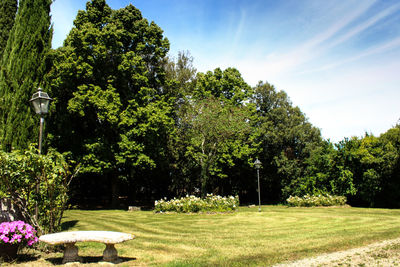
[110,175,119,208]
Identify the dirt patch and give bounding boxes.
[274,238,400,266]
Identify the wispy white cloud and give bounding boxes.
[300,36,400,74]
[326,2,400,49]
[255,0,378,78]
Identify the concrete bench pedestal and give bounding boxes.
[39,231,135,263]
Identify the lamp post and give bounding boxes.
[30,88,52,154]
[29,87,52,220]
[254,158,262,212]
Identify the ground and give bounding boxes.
[274,237,400,267]
[4,238,400,266]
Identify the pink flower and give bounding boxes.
[0,221,38,246]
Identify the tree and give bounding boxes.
[194,67,252,105]
[252,81,323,202]
[300,140,357,197]
[163,50,197,98]
[179,97,253,195]
[0,0,17,57]
[379,124,400,207]
[45,0,172,206]
[0,0,52,151]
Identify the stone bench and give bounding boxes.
[39,231,135,263]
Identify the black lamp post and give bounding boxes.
[254,158,262,212]
[29,87,52,220]
[29,88,52,155]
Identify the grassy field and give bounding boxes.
[5,205,400,266]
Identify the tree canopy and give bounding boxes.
[0,0,52,151]
[0,0,17,57]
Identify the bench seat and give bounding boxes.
[39,231,135,263]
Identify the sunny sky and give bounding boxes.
[51,0,400,142]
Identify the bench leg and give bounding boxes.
[103,243,118,262]
[63,242,82,264]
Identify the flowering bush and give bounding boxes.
[286,194,347,207]
[0,221,38,246]
[154,194,239,213]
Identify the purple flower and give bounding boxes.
[0,221,38,246]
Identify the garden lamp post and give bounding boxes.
[29,87,52,220]
[30,87,52,155]
[254,158,262,212]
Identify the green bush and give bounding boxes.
[154,194,239,213]
[286,194,347,207]
[0,146,76,234]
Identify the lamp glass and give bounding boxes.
[254,158,262,169]
[30,88,51,115]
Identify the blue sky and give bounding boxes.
[51,0,400,142]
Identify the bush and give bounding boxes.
[0,146,77,234]
[154,194,239,213]
[286,194,347,207]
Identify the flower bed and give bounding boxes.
[154,194,239,213]
[286,194,347,207]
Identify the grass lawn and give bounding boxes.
[5,205,400,266]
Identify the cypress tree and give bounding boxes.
[0,0,17,57]
[0,0,53,151]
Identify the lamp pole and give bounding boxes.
[254,158,262,212]
[38,117,44,155]
[30,87,52,220]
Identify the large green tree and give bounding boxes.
[0,0,52,151]
[0,0,17,57]
[252,81,323,202]
[169,68,256,196]
[45,0,172,205]
[179,97,253,195]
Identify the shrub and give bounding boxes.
[286,194,347,207]
[0,146,77,234]
[154,194,239,213]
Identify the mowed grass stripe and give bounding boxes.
[60,207,400,266]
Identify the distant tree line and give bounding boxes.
[1,0,399,209]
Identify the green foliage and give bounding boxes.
[334,133,399,207]
[0,0,52,151]
[0,146,73,234]
[252,81,323,202]
[286,194,347,207]
[45,0,172,204]
[0,0,17,57]
[163,50,197,97]
[177,96,254,195]
[289,140,357,198]
[154,194,239,213]
[194,67,252,105]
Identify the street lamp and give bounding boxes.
[29,87,52,221]
[29,87,52,154]
[254,158,262,212]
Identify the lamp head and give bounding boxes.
[30,88,52,115]
[254,158,262,169]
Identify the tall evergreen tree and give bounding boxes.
[0,0,52,151]
[0,0,17,57]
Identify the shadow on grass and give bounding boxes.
[45,256,137,265]
[61,220,79,231]
[0,253,41,265]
